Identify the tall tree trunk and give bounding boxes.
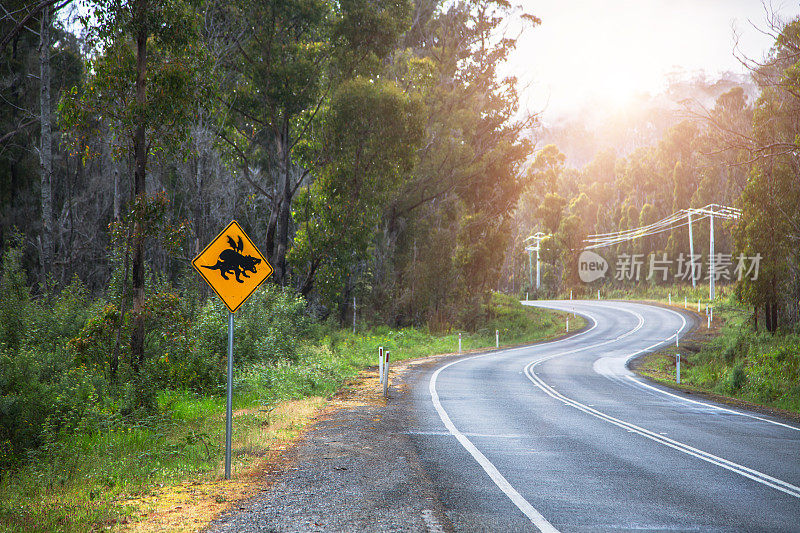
[39,5,53,276]
[274,119,292,285]
[770,301,779,334]
[113,144,120,221]
[102,130,121,221]
[765,300,774,333]
[193,128,204,255]
[130,7,149,372]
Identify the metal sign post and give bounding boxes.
[225,312,234,479]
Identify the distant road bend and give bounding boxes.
[409,300,800,532]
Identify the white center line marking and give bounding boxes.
[524,303,800,499]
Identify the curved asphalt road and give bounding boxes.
[407,300,800,532]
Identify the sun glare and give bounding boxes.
[508,0,800,121]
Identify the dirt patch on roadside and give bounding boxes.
[118,353,456,533]
[122,336,565,532]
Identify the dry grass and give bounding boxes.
[117,397,326,533]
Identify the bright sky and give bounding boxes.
[506,0,800,121]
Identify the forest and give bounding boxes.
[1,0,799,505]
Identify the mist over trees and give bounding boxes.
[507,15,800,332]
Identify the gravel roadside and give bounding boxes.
[204,356,453,533]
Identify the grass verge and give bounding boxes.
[631,295,800,418]
[0,295,578,533]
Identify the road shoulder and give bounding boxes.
[204,356,454,533]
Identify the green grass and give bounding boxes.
[233,293,582,406]
[0,294,574,533]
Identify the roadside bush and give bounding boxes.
[723,331,750,364]
[192,284,309,370]
[0,344,111,470]
[0,232,29,353]
[724,363,747,393]
[68,302,120,372]
[26,276,91,351]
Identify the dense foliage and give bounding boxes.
[2,0,800,485]
[0,0,544,475]
[2,0,536,328]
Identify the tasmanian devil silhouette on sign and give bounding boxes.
[203,235,262,283]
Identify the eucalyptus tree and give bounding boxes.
[290,78,423,314]
[60,0,204,376]
[735,17,800,330]
[376,0,539,323]
[216,0,410,286]
[2,0,81,281]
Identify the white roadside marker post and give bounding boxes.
[496,329,499,348]
[685,296,687,308]
[378,346,384,384]
[710,306,713,323]
[597,289,600,299]
[458,332,462,354]
[566,317,570,333]
[383,351,390,398]
[698,299,701,312]
[676,330,679,347]
[669,293,671,305]
[526,291,529,301]
[676,353,681,384]
[570,290,573,300]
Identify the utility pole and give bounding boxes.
[524,232,546,291]
[709,209,715,300]
[527,248,533,289]
[687,211,695,288]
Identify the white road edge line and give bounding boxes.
[523,303,800,499]
[626,376,800,431]
[622,305,800,432]
[430,359,559,532]
[426,311,609,531]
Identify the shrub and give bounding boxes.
[723,331,750,364]
[0,345,111,470]
[26,276,91,351]
[0,231,29,353]
[726,363,747,393]
[192,284,309,372]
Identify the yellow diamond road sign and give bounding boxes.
[192,220,273,313]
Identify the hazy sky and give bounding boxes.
[506,0,800,120]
